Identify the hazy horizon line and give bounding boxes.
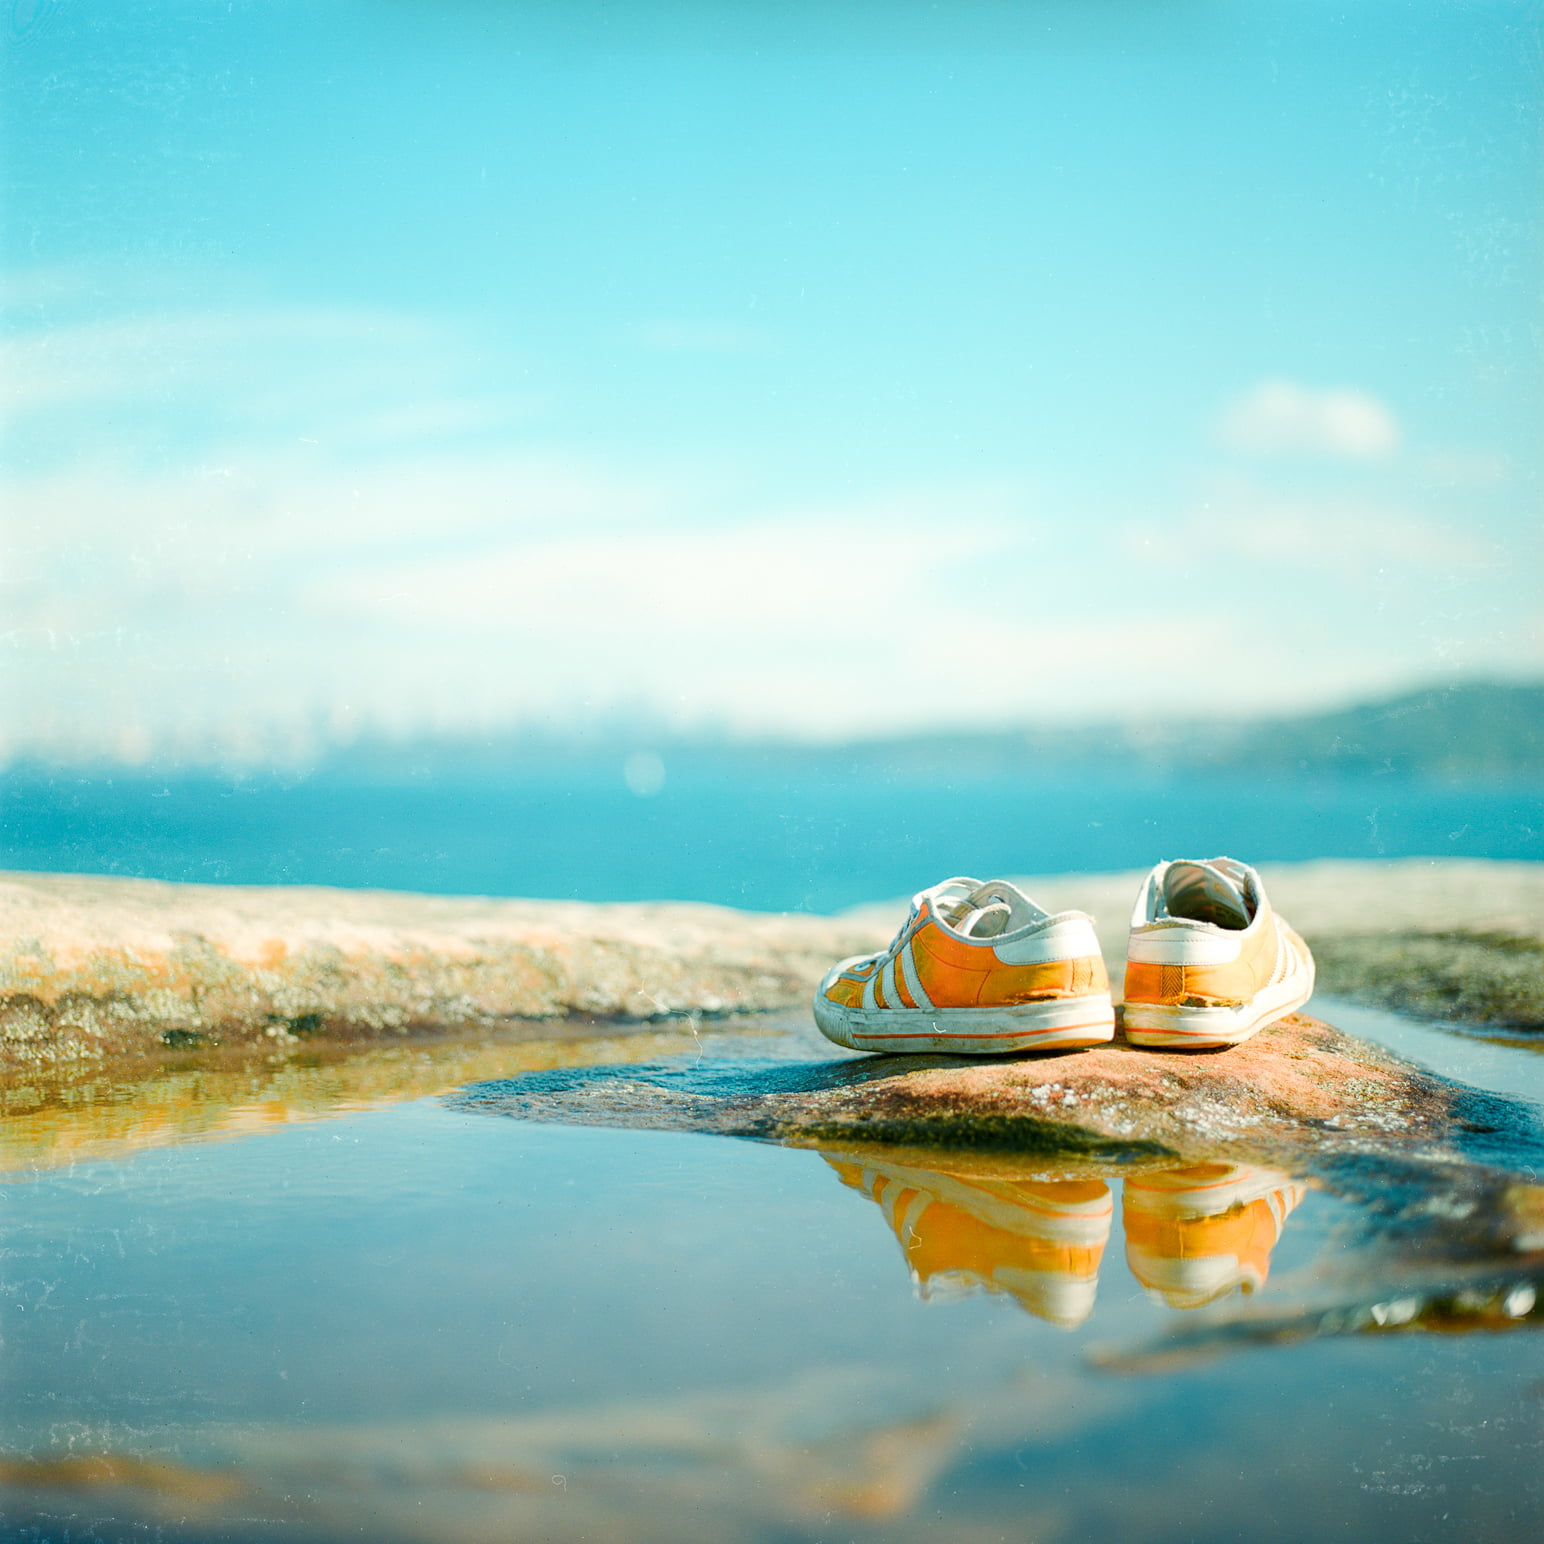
[6,675,1538,776]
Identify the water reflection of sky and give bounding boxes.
[5,1,1541,761]
[6,994,1544,1540]
[3,1099,1540,1542]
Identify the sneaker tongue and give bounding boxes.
[931,879,984,927]
[1164,861,1253,930]
[957,901,1012,939]
[932,878,1047,936]
[956,880,1047,937]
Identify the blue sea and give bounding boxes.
[3,761,1539,910]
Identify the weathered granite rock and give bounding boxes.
[0,872,890,1065]
[8,859,1542,1069]
[451,1011,1544,1182]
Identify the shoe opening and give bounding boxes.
[1162,860,1255,930]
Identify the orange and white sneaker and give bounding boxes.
[1122,857,1314,1050]
[814,876,1115,1055]
[823,1152,1113,1327]
[1122,1162,1306,1309]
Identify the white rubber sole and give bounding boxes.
[1122,970,1314,1050]
[813,993,1116,1055]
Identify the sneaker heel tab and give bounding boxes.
[1131,863,1171,929]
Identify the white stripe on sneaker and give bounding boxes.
[899,942,933,1010]
[898,1188,931,1239]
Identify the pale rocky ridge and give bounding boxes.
[0,871,891,1064]
[4,859,1542,1065]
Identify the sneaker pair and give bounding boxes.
[814,856,1314,1055]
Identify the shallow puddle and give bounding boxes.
[3,1007,1543,1542]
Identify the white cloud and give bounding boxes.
[0,307,443,417]
[342,396,535,443]
[4,285,1536,760]
[1418,448,1511,487]
[6,441,1536,754]
[311,506,1001,635]
[1121,475,1495,575]
[5,451,1101,746]
[1,449,679,639]
[1215,378,1401,459]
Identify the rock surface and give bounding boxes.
[7,858,1542,1066]
[1309,929,1544,1028]
[451,1011,1544,1183]
[0,872,890,1064]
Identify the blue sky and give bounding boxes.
[3,0,1540,761]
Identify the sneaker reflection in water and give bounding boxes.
[823,1154,1114,1327]
[1122,1162,1305,1310]
[824,1155,1302,1326]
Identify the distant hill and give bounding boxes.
[1199,683,1544,778]
[317,681,1544,784]
[832,682,1544,781]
